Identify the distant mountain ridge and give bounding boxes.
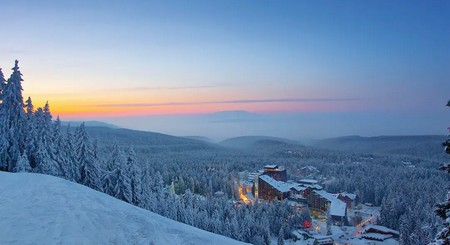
[61,120,119,129]
[82,126,219,153]
[219,136,301,149]
[312,135,447,157]
[183,136,215,143]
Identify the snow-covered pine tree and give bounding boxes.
[32,107,59,176]
[139,163,155,210]
[182,189,194,226]
[114,159,132,203]
[76,122,99,189]
[101,143,120,196]
[126,146,142,205]
[431,100,450,244]
[53,116,69,177]
[34,141,54,174]
[277,226,285,245]
[14,151,31,172]
[0,67,5,102]
[1,60,26,171]
[0,131,7,170]
[0,66,6,170]
[42,102,56,160]
[64,124,79,181]
[102,142,132,202]
[23,97,38,168]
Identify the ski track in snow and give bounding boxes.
[0,172,247,245]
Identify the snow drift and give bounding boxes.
[0,172,246,245]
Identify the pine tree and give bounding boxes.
[64,124,79,181]
[14,151,31,172]
[101,143,121,196]
[126,146,142,205]
[34,141,54,174]
[42,102,55,159]
[0,67,6,170]
[277,226,285,245]
[33,107,59,176]
[102,143,132,202]
[0,67,5,102]
[1,60,26,171]
[76,123,99,189]
[53,116,69,177]
[139,163,153,209]
[24,97,37,168]
[431,100,450,244]
[114,165,132,203]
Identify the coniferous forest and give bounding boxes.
[0,61,449,244]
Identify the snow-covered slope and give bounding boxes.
[0,172,247,245]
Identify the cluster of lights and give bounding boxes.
[356,215,375,228]
[238,184,251,205]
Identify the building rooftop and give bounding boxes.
[259,175,291,193]
[362,233,393,241]
[338,192,357,200]
[264,164,279,169]
[314,190,347,217]
[291,185,307,192]
[298,179,318,184]
[363,225,400,236]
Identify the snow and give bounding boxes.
[362,225,400,236]
[0,172,247,245]
[329,226,399,245]
[298,179,318,184]
[337,192,356,200]
[259,174,291,192]
[314,190,347,217]
[362,233,393,241]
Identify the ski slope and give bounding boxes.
[0,172,247,245]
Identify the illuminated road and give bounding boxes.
[238,184,251,204]
[356,214,375,228]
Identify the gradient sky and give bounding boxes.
[1,1,449,138]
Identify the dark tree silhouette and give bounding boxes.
[432,100,450,244]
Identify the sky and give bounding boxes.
[1,1,449,139]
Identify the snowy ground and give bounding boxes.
[286,226,399,245]
[0,172,247,245]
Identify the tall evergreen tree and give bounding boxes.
[0,67,5,103]
[126,146,142,205]
[140,163,154,210]
[76,123,99,189]
[114,161,132,203]
[24,97,37,167]
[432,100,450,244]
[64,124,79,181]
[277,227,285,245]
[0,68,9,170]
[1,60,25,171]
[53,116,70,178]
